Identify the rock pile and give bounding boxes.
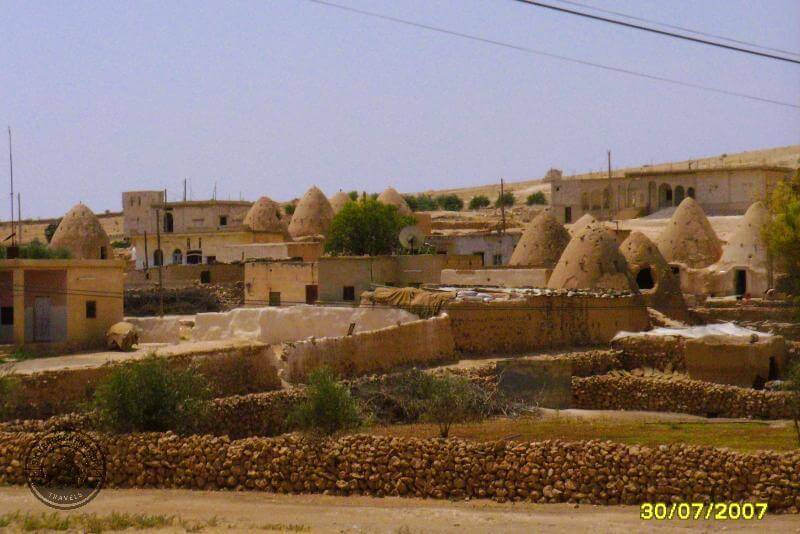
[0,433,797,511]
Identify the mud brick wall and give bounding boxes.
[611,336,687,372]
[0,433,797,512]
[447,295,650,355]
[283,315,456,382]
[572,375,794,419]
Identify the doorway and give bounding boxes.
[34,297,52,342]
[305,285,318,304]
[734,269,747,296]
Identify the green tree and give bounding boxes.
[288,367,364,436]
[765,170,800,294]
[284,204,295,216]
[44,219,61,243]
[348,190,360,201]
[0,239,71,259]
[526,192,547,205]
[421,374,486,438]
[325,197,416,256]
[495,191,515,208]
[468,195,491,210]
[436,194,464,211]
[92,354,211,433]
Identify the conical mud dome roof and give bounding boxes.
[377,187,412,216]
[244,196,286,233]
[547,223,637,291]
[569,213,597,236]
[288,186,334,239]
[50,203,111,259]
[329,191,351,215]
[656,197,722,268]
[719,201,769,269]
[509,211,570,268]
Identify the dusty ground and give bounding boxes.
[1,487,797,533]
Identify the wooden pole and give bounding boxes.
[143,230,149,270]
[17,193,21,244]
[155,209,164,317]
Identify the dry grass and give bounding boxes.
[370,414,797,452]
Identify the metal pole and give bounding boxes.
[8,127,14,246]
[500,178,506,237]
[155,209,164,317]
[17,193,21,244]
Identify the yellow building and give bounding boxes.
[0,259,125,351]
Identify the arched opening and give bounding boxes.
[635,267,655,290]
[687,187,695,199]
[186,250,202,265]
[163,212,174,233]
[674,185,685,204]
[153,249,164,266]
[172,249,183,265]
[658,183,673,208]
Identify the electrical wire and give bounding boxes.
[511,0,800,65]
[304,0,800,110]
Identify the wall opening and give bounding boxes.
[635,267,655,290]
[342,286,355,302]
[306,284,319,304]
[674,185,685,204]
[163,212,174,233]
[153,249,164,267]
[564,206,572,223]
[269,292,281,306]
[734,269,747,296]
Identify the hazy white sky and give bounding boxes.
[2,0,799,218]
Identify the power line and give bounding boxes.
[304,0,800,110]
[511,0,800,65]
[550,0,800,58]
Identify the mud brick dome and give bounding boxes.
[377,187,412,217]
[244,196,286,233]
[49,203,111,259]
[718,201,769,269]
[509,211,570,268]
[288,186,334,240]
[328,191,351,215]
[656,197,722,268]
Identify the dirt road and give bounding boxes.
[1,487,797,533]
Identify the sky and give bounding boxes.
[2,0,799,219]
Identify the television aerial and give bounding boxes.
[398,225,425,252]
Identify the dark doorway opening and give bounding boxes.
[636,267,655,290]
[734,269,747,296]
[564,206,572,223]
[306,284,319,304]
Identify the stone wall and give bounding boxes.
[572,374,794,419]
[610,336,687,372]
[283,315,456,382]
[447,294,649,355]
[3,343,280,421]
[0,433,796,512]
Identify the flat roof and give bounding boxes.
[0,259,126,269]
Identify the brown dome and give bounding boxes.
[49,203,111,259]
[548,223,637,291]
[656,197,722,268]
[509,211,570,268]
[719,201,769,269]
[288,186,334,239]
[377,187,412,216]
[569,213,597,236]
[244,196,286,233]
[329,191,351,215]
[620,231,689,321]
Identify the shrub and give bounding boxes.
[436,194,464,211]
[421,374,487,438]
[468,195,490,210]
[0,364,19,420]
[784,361,800,446]
[284,204,295,216]
[494,191,515,208]
[288,367,364,436]
[44,219,61,243]
[111,238,131,248]
[348,190,360,201]
[92,355,211,433]
[0,239,71,259]
[526,192,547,205]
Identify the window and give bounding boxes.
[269,292,281,306]
[186,251,202,265]
[206,256,216,264]
[342,286,355,301]
[172,249,183,265]
[564,206,572,223]
[219,215,228,226]
[86,301,97,319]
[200,270,211,284]
[163,211,174,233]
[153,249,164,266]
[492,254,503,266]
[1,307,13,325]
[186,238,191,248]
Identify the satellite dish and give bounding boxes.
[399,225,425,251]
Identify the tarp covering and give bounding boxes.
[364,287,456,318]
[613,322,772,341]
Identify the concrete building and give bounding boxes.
[427,231,520,267]
[0,259,124,351]
[547,164,793,223]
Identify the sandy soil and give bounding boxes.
[1,487,797,533]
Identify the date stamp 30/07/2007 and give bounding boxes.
[640,502,768,521]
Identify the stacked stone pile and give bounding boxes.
[0,433,797,511]
[572,375,794,419]
[611,336,687,372]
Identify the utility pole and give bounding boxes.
[183,179,187,202]
[607,149,613,215]
[17,193,21,244]
[155,209,164,317]
[143,230,149,269]
[499,178,506,237]
[7,127,14,246]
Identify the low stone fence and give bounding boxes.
[610,336,687,372]
[572,375,794,419]
[3,342,281,421]
[0,433,796,512]
[283,315,456,382]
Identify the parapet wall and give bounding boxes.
[447,294,650,354]
[192,305,419,344]
[0,433,797,511]
[283,314,456,382]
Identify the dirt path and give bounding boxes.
[0,487,797,533]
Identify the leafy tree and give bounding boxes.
[111,238,131,248]
[348,190,360,201]
[436,194,464,212]
[284,204,295,216]
[421,374,486,438]
[765,170,800,294]
[325,197,416,256]
[468,195,491,210]
[288,367,364,436]
[92,354,211,433]
[495,191,515,208]
[44,219,61,243]
[0,364,19,420]
[526,192,547,205]
[784,360,800,446]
